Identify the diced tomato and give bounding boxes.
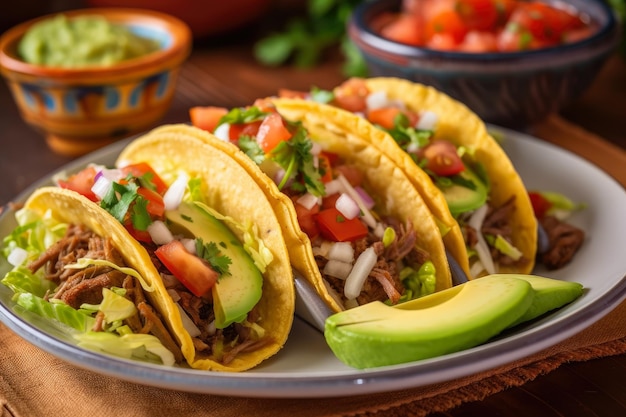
[57,166,98,202]
[229,120,263,142]
[190,106,228,133]
[137,187,165,218]
[317,152,334,183]
[315,207,368,242]
[119,162,168,195]
[455,0,499,31]
[321,193,341,210]
[293,198,320,239]
[278,88,309,99]
[507,2,579,46]
[367,107,403,130]
[528,191,552,219]
[256,112,292,153]
[332,78,369,113]
[380,13,424,46]
[124,219,153,243]
[424,10,468,44]
[252,97,276,112]
[155,240,219,297]
[426,33,458,50]
[335,165,365,187]
[419,140,465,176]
[460,30,498,52]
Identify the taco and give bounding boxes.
[186,100,452,313]
[277,78,538,278]
[1,187,183,366]
[46,133,295,371]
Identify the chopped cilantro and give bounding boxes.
[309,86,334,103]
[218,106,267,126]
[100,181,140,224]
[195,238,231,276]
[131,198,151,231]
[269,122,325,196]
[238,135,266,164]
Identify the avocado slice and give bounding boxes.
[442,168,488,216]
[165,202,263,329]
[504,274,584,326]
[324,276,534,369]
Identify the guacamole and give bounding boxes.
[18,14,161,68]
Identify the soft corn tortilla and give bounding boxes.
[282,78,538,276]
[115,133,295,372]
[149,116,452,313]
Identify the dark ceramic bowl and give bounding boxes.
[348,0,621,129]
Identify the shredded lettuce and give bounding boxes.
[539,191,586,220]
[193,201,273,273]
[74,332,175,366]
[14,292,96,332]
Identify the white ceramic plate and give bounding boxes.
[1,126,625,398]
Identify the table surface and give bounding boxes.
[1,29,626,416]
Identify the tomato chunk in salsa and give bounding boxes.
[374,0,596,52]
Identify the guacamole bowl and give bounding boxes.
[0,8,192,156]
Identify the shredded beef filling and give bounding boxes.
[147,246,270,366]
[539,215,585,269]
[463,197,530,270]
[316,219,426,307]
[27,224,183,364]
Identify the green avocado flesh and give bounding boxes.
[442,168,488,216]
[166,202,263,329]
[505,274,584,326]
[324,274,583,369]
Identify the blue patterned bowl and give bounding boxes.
[348,0,621,129]
[0,8,192,156]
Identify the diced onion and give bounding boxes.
[335,193,360,220]
[7,247,28,267]
[206,320,217,336]
[181,238,196,254]
[175,303,201,337]
[365,91,389,110]
[147,220,174,245]
[327,241,354,263]
[297,192,319,210]
[355,186,374,210]
[213,123,231,141]
[312,241,334,258]
[416,110,438,130]
[310,141,322,156]
[91,175,113,200]
[324,179,343,195]
[336,174,377,229]
[163,172,189,210]
[344,246,377,300]
[323,260,353,280]
[468,204,496,275]
[469,259,486,279]
[166,289,181,302]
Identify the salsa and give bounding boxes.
[18,14,161,67]
[374,0,596,52]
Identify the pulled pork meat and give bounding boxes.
[539,215,585,269]
[28,224,183,364]
[316,219,427,307]
[148,248,271,365]
[463,197,530,270]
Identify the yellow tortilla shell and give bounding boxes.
[116,132,294,371]
[150,111,452,313]
[326,78,538,275]
[23,187,184,362]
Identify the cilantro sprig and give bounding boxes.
[99,175,152,232]
[195,238,231,277]
[269,122,325,197]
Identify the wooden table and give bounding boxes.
[1,35,626,416]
